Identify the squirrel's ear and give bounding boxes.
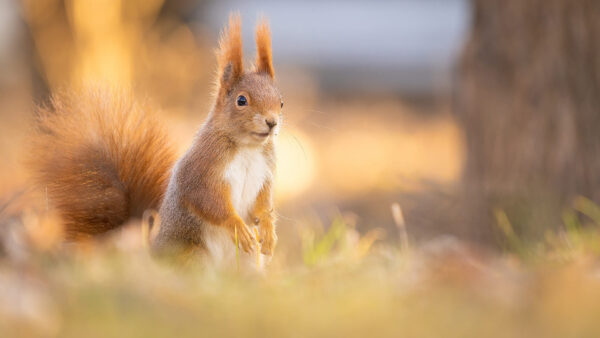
[217,14,244,92]
[255,18,274,79]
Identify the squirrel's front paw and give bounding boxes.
[259,225,277,256]
[226,217,255,253]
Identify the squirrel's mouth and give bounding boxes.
[252,132,270,138]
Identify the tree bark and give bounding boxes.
[457,0,600,236]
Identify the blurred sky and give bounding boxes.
[202,0,471,95]
[0,0,21,85]
[0,0,471,96]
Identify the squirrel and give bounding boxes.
[28,15,282,267]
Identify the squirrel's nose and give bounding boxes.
[265,118,277,130]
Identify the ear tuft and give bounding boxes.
[255,17,274,78]
[217,13,244,92]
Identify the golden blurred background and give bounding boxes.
[0,0,467,247]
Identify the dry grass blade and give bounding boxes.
[391,203,409,251]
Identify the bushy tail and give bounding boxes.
[28,88,176,239]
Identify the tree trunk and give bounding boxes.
[457,0,600,237]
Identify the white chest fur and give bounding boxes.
[203,147,271,271]
[223,148,271,220]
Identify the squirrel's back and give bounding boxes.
[28,88,176,239]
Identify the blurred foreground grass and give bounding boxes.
[3,201,600,338]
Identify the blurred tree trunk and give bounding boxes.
[457,0,600,238]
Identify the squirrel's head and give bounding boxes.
[211,14,283,147]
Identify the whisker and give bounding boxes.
[307,120,338,133]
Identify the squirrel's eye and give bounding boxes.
[236,95,248,107]
[280,101,284,109]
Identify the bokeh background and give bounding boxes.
[1,0,600,253]
[2,1,600,337]
[1,0,469,249]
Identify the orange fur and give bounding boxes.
[154,16,282,258]
[28,87,175,239]
[251,181,277,255]
[28,16,282,264]
[216,14,244,97]
[255,18,275,78]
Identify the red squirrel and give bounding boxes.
[29,15,282,267]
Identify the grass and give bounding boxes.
[3,201,600,338]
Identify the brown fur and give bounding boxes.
[216,14,244,101]
[252,180,277,255]
[28,87,175,239]
[29,15,282,260]
[255,18,275,78]
[154,15,282,256]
